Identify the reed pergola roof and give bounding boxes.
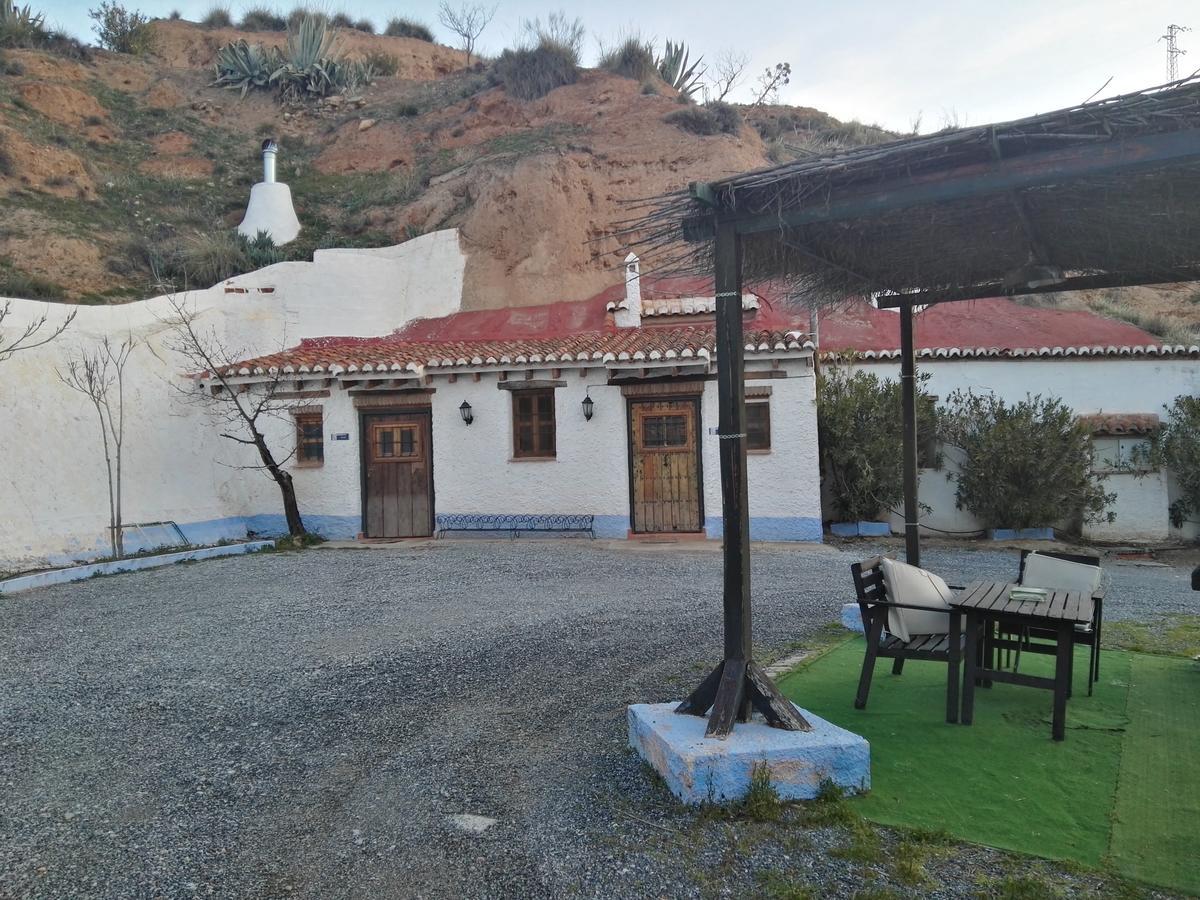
[631,76,1200,306]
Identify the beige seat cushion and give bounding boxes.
[879,558,955,642]
[1021,553,1101,596]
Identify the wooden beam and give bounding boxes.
[873,266,1200,307]
[550,368,561,379]
[498,371,508,382]
[448,373,457,383]
[899,301,921,567]
[472,372,481,382]
[682,129,1200,241]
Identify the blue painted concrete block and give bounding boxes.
[830,521,890,537]
[628,702,870,804]
[989,527,1055,541]
[706,516,823,542]
[841,602,865,634]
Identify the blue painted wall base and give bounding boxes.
[841,602,865,634]
[988,527,1055,541]
[627,702,870,805]
[830,521,890,538]
[705,516,823,542]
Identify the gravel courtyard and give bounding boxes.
[2,540,1196,899]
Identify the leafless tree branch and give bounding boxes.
[707,49,749,102]
[0,300,78,364]
[437,1,496,67]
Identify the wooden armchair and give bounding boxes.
[850,557,968,723]
[1007,549,1105,696]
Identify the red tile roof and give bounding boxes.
[1077,413,1161,435]
[818,297,1195,358]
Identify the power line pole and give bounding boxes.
[1161,24,1190,81]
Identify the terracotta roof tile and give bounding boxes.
[1077,413,1161,435]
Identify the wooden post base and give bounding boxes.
[676,658,813,738]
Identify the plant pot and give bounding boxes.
[988,527,1055,541]
[830,521,891,537]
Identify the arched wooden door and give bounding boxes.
[628,398,704,533]
[360,409,434,538]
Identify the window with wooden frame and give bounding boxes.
[746,401,771,452]
[512,389,556,459]
[294,411,324,465]
[370,422,423,462]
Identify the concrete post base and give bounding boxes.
[628,702,870,804]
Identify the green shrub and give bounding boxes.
[664,101,740,136]
[174,230,283,287]
[491,38,579,101]
[1154,395,1200,527]
[0,0,46,48]
[384,16,432,41]
[239,6,286,30]
[0,258,62,299]
[817,363,940,523]
[599,35,656,82]
[199,4,232,28]
[361,48,398,76]
[329,12,351,28]
[940,391,1114,530]
[89,1,155,55]
[351,18,372,33]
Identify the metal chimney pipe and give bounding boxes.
[261,138,278,184]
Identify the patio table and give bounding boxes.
[952,581,1094,741]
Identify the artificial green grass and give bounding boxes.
[778,640,1128,864]
[777,639,1200,893]
[1110,653,1200,894]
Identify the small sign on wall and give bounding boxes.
[332,433,350,441]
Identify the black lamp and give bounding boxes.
[582,393,594,421]
[459,400,473,425]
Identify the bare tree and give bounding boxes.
[437,1,496,67]
[58,335,136,559]
[165,296,307,537]
[707,49,749,102]
[0,300,77,364]
[752,61,791,106]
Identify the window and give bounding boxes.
[371,423,422,462]
[1092,436,1154,473]
[513,389,556,458]
[642,414,688,449]
[746,401,771,451]
[295,412,324,465]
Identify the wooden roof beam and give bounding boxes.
[681,128,1200,241]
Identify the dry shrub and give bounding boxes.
[200,5,232,28]
[239,6,286,30]
[384,17,433,41]
[492,39,578,101]
[665,101,741,136]
[361,49,398,76]
[599,36,656,82]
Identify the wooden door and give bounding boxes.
[629,399,703,533]
[361,410,433,538]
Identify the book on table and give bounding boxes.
[1008,586,1050,602]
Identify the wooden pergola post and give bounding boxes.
[676,214,811,738]
[899,301,921,566]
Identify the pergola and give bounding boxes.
[634,76,1200,738]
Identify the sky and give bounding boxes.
[37,0,1195,132]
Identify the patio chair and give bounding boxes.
[850,556,970,723]
[1008,550,1104,695]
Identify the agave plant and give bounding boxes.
[0,0,46,48]
[211,39,279,97]
[657,40,705,99]
[270,13,350,100]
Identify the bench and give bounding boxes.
[435,514,595,540]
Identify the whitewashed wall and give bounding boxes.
[249,359,824,542]
[0,230,466,573]
[850,357,1200,542]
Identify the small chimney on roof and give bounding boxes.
[261,138,278,184]
[237,137,300,246]
[615,252,642,328]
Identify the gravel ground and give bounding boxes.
[1,539,1195,900]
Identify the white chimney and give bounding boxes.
[614,252,642,328]
[262,138,278,183]
[237,137,300,245]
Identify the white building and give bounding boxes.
[819,297,1200,542]
[216,260,824,542]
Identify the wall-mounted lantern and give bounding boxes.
[582,393,594,421]
[459,400,473,425]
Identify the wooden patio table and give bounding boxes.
[952,581,1095,741]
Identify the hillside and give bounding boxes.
[0,17,1195,337]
